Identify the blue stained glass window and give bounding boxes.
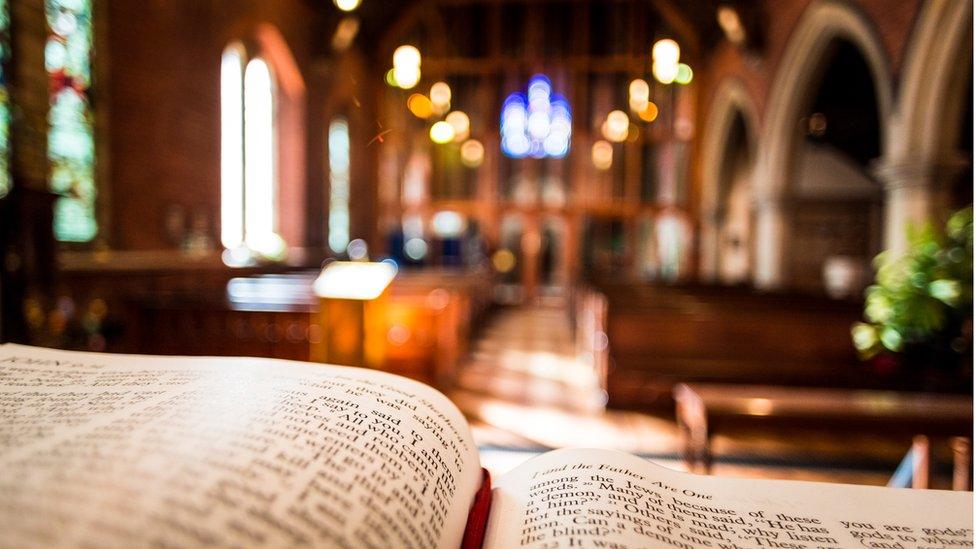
[46,0,96,242]
[0,0,10,199]
[500,74,571,159]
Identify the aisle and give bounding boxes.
[450,305,899,487]
[449,304,681,469]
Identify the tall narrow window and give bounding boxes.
[0,0,10,199]
[328,117,350,254]
[220,45,244,249]
[243,58,275,250]
[221,44,278,253]
[46,0,96,242]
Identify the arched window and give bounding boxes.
[47,0,96,242]
[220,44,244,249]
[221,44,278,253]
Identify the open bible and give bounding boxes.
[0,344,972,548]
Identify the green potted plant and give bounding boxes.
[851,206,973,389]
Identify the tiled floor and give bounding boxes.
[451,304,936,487]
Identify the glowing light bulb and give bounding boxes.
[592,140,613,170]
[430,121,455,144]
[460,139,485,167]
[393,45,421,69]
[652,39,680,65]
[333,0,361,11]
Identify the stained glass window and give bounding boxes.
[328,117,350,254]
[0,0,10,199]
[500,74,571,159]
[46,0,96,242]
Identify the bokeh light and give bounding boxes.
[629,78,650,112]
[407,93,433,118]
[460,139,485,167]
[501,74,571,159]
[432,211,467,237]
[808,112,827,136]
[404,238,428,260]
[430,120,456,144]
[333,0,361,11]
[675,63,693,85]
[392,45,421,89]
[652,39,681,85]
[717,6,747,45]
[653,61,678,84]
[430,82,451,114]
[626,123,640,142]
[591,140,613,170]
[394,65,420,89]
[603,110,630,143]
[446,111,470,141]
[347,238,369,260]
[652,39,680,65]
[393,45,420,68]
[638,101,659,122]
[492,249,516,273]
[331,17,360,52]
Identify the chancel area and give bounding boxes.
[0,0,972,489]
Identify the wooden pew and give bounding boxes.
[673,383,973,475]
[585,283,875,409]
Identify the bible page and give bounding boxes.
[0,344,482,549]
[485,447,973,549]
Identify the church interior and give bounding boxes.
[0,0,972,489]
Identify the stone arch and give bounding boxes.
[752,0,893,289]
[877,0,973,252]
[699,78,759,282]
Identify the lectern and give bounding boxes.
[311,261,397,367]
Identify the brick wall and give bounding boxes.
[102,0,324,250]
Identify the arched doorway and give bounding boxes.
[786,38,884,294]
[753,1,892,290]
[699,79,758,283]
[715,112,755,284]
